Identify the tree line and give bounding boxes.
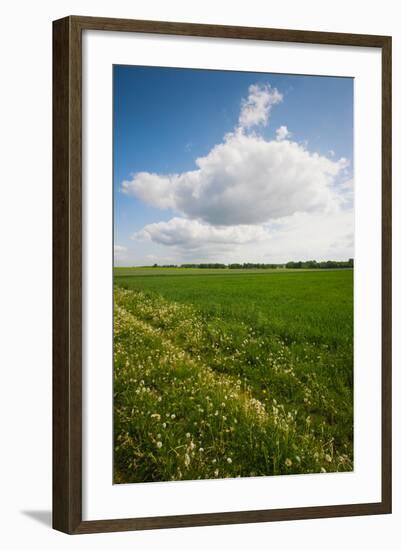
[150,259,354,269]
[285,259,354,269]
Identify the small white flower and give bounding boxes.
[227,457,232,464]
[156,441,163,448]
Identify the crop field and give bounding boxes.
[113,268,353,483]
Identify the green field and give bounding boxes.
[114,268,353,483]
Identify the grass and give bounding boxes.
[113,268,353,483]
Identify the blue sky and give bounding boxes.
[113,65,353,266]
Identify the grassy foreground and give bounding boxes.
[114,269,353,483]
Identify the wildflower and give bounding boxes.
[227,457,232,464]
[285,458,292,467]
[156,441,162,448]
[170,414,176,419]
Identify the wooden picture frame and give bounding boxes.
[53,15,392,534]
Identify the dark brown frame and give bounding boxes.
[53,15,392,534]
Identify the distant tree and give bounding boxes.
[286,259,353,269]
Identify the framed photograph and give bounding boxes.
[53,16,392,534]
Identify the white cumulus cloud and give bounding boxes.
[238,84,282,129]
[129,210,353,264]
[122,131,348,226]
[276,125,291,141]
[132,217,268,250]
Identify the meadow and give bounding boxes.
[113,268,353,483]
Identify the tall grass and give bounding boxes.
[114,269,353,483]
